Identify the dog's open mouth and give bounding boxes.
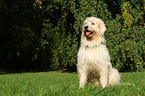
[85,30,94,36]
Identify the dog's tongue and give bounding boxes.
[86,32,91,36]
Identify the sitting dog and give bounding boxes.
[77,17,120,88]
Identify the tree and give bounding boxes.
[0,0,43,70]
[0,0,144,72]
[105,1,145,72]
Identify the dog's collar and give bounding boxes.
[85,42,106,50]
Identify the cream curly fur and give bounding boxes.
[77,17,120,88]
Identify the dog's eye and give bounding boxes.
[92,23,95,25]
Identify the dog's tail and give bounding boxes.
[120,83,135,86]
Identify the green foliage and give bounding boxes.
[105,1,145,72]
[50,0,78,71]
[0,0,144,72]
[121,2,133,28]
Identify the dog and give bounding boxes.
[77,17,120,88]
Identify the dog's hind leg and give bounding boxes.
[109,68,120,86]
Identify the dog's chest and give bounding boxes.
[83,47,105,62]
[78,45,110,66]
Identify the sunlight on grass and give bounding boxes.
[0,72,145,96]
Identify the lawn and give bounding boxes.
[0,71,145,96]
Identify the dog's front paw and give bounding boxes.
[102,84,107,88]
[79,83,85,89]
[101,83,108,88]
[79,86,84,89]
[100,80,107,88]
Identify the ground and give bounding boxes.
[0,71,144,96]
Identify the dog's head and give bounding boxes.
[82,17,106,41]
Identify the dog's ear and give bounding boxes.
[99,21,106,35]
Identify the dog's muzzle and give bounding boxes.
[84,26,94,36]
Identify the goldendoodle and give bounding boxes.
[77,17,120,88]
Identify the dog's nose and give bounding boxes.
[84,26,88,29]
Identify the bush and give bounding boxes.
[1,0,144,72]
[48,0,145,72]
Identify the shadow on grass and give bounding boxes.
[0,69,41,75]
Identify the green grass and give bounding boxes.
[0,72,145,96]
